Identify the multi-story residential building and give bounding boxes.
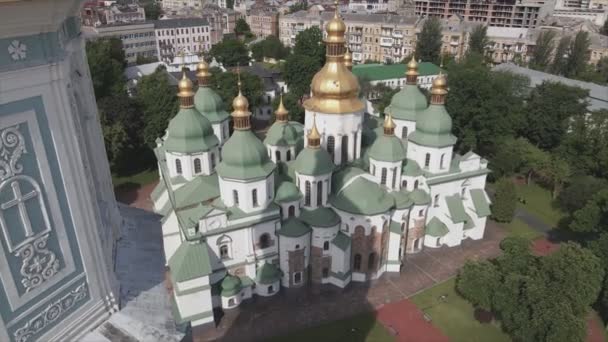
[556,0,608,8]
[82,22,158,65]
[280,7,418,63]
[414,0,554,28]
[161,4,239,40]
[161,0,205,11]
[154,18,213,64]
[551,7,608,25]
[414,15,476,60]
[247,6,280,38]
[485,26,535,64]
[348,0,395,13]
[81,1,146,27]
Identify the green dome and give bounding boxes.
[264,122,300,147]
[221,275,242,297]
[164,108,219,153]
[255,262,282,285]
[217,130,275,180]
[369,134,407,162]
[389,84,428,121]
[330,177,394,215]
[294,147,335,176]
[278,217,311,237]
[409,105,457,148]
[402,159,423,177]
[391,191,414,209]
[194,87,230,123]
[410,189,431,205]
[274,181,302,203]
[426,217,449,237]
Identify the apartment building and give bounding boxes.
[161,0,205,11]
[485,27,535,64]
[161,4,239,39]
[83,22,158,65]
[247,6,280,38]
[280,7,418,63]
[551,7,608,25]
[154,18,212,63]
[81,1,146,27]
[414,0,554,28]
[348,0,396,13]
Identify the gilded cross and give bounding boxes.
[1,181,38,238]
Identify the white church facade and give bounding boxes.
[152,7,492,330]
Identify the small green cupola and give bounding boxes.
[408,73,457,148]
[294,114,334,176]
[194,59,230,124]
[164,71,219,153]
[264,96,300,147]
[388,56,427,122]
[369,113,407,163]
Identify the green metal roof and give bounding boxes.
[402,159,423,177]
[217,130,276,180]
[194,86,230,123]
[256,262,282,285]
[368,134,407,163]
[176,203,214,228]
[445,195,468,224]
[389,84,428,122]
[173,173,220,209]
[410,189,431,205]
[168,241,212,282]
[274,181,302,203]
[389,220,402,234]
[278,217,311,237]
[164,107,219,153]
[352,62,442,81]
[264,121,301,147]
[332,231,351,251]
[470,189,491,217]
[391,190,414,209]
[150,181,166,202]
[464,213,475,230]
[330,177,394,215]
[299,207,341,227]
[221,275,242,297]
[426,168,491,186]
[331,167,365,193]
[409,105,457,148]
[294,147,335,176]
[426,217,449,237]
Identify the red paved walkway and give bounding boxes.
[376,300,448,342]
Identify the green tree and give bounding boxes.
[288,0,308,13]
[209,38,250,67]
[551,35,571,75]
[226,0,234,9]
[372,83,398,114]
[456,261,499,310]
[86,38,126,99]
[416,17,442,64]
[565,31,590,78]
[142,1,161,20]
[234,18,251,36]
[137,67,179,147]
[538,154,571,199]
[283,53,319,100]
[524,81,588,150]
[468,25,489,57]
[210,68,264,111]
[558,176,608,213]
[569,189,608,234]
[293,26,325,66]
[530,30,556,71]
[271,92,305,123]
[491,178,517,222]
[251,36,289,61]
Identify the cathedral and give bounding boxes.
[152,7,491,330]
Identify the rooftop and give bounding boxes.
[352,62,442,81]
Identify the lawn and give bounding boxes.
[268,312,394,342]
[503,218,543,241]
[514,182,564,227]
[410,278,510,342]
[112,169,158,188]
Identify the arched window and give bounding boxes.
[371,164,376,175]
[381,168,387,185]
[414,180,419,189]
[175,159,182,174]
[211,153,215,169]
[341,135,349,164]
[252,189,259,207]
[233,190,239,205]
[461,187,467,199]
[434,194,439,207]
[418,209,424,217]
[354,254,362,271]
[259,233,271,249]
[305,181,311,206]
[220,245,229,259]
[317,181,323,206]
[436,237,441,247]
[391,167,397,188]
[194,158,202,174]
[323,241,330,250]
[354,133,358,158]
[288,205,295,217]
[275,150,281,161]
[401,127,408,139]
[402,180,407,189]
[368,252,376,270]
[286,150,291,161]
[327,136,335,158]
[440,153,445,169]
[424,153,431,168]
[355,225,365,235]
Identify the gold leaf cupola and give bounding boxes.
[343,46,353,70]
[177,70,195,108]
[231,70,251,130]
[383,112,396,136]
[196,58,211,87]
[307,114,321,148]
[275,95,289,122]
[405,55,419,85]
[430,72,448,105]
[304,1,364,114]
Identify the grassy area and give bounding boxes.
[503,218,543,241]
[268,312,394,342]
[410,278,510,342]
[111,169,158,188]
[514,182,564,227]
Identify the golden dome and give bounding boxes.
[406,55,419,77]
[326,1,346,44]
[308,114,321,148]
[344,47,353,70]
[275,95,289,121]
[177,71,195,98]
[196,59,211,80]
[431,72,448,96]
[232,90,250,116]
[384,113,396,130]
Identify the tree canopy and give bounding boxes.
[251,36,290,61]
[416,17,442,64]
[284,27,325,100]
[530,30,556,71]
[468,25,489,57]
[234,18,251,36]
[491,178,517,222]
[210,67,264,111]
[209,38,250,67]
[86,38,126,99]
